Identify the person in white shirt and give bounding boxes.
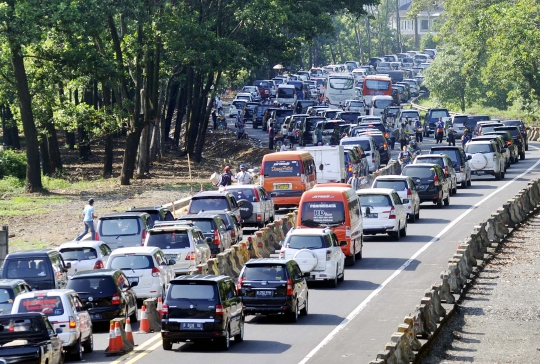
[235,165,253,185]
[347,171,362,191]
[216,97,223,115]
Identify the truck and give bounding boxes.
[296,145,346,183]
[0,313,64,364]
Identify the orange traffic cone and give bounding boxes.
[157,297,163,320]
[139,305,150,333]
[114,321,125,352]
[106,321,118,353]
[125,318,134,345]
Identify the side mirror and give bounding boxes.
[65,262,71,269]
[168,259,176,266]
[402,198,410,203]
[339,241,347,247]
[130,281,138,288]
[205,237,213,244]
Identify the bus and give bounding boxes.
[362,75,392,107]
[324,75,356,107]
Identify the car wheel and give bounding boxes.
[495,170,502,180]
[220,326,231,350]
[329,268,338,288]
[400,222,407,237]
[452,184,457,195]
[355,243,363,260]
[391,225,401,240]
[345,251,356,266]
[82,331,94,353]
[234,318,244,343]
[436,197,443,208]
[71,338,83,361]
[300,295,309,315]
[415,208,420,221]
[520,152,525,160]
[467,177,472,187]
[444,193,450,206]
[461,179,467,188]
[58,352,65,364]
[290,302,300,323]
[162,338,172,351]
[408,211,416,223]
[130,306,138,323]
[526,143,529,151]
[501,171,505,179]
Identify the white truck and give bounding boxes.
[296,145,346,183]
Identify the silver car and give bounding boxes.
[96,212,153,250]
[222,185,275,228]
[371,176,421,222]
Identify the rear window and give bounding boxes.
[481,125,502,134]
[286,235,326,249]
[373,99,393,109]
[17,296,64,316]
[373,180,407,191]
[189,198,229,213]
[59,247,98,261]
[109,255,154,270]
[100,217,140,236]
[263,160,301,177]
[146,231,190,249]
[226,188,255,202]
[431,149,460,165]
[323,122,343,130]
[348,101,363,107]
[341,139,371,151]
[494,127,519,137]
[430,110,449,118]
[358,194,392,207]
[187,219,215,232]
[278,87,295,97]
[465,143,493,154]
[300,201,345,226]
[168,283,217,301]
[340,113,361,122]
[67,277,118,295]
[416,157,444,168]
[501,120,522,127]
[402,166,435,179]
[453,116,468,125]
[0,316,42,335]
[5,259,48,279]
[242,265,287,281]
[232,101,246,108]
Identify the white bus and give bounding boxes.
[276,84,297,105]
[324,75,355,107]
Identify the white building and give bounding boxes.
[393,0,443,36]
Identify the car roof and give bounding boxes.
[109,246,161,255]
[431,146,463,150]
[0,279,29,287]
[6,249,57,257]
[222,185,259,190]
[466,140,492,145]
[245,258,289,265]
[17,289,76,298]
[71,269,119,278]
[417,154,448,159]
[192,191,231,198]
[179,214,222,221]
[357,188,395,195]
[58,240,108,249]
[404,163,441,169]
[287,228,333,236]
[374,175,411,181]
[170,274,230,283]
[127,206,166,212]
[100,212,150,218]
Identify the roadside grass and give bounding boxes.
[9,240,52,252]
[168,182,215,191]
[0,195,67,218]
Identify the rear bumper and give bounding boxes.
[363,226,397,234]
[162,330,227,342]
[243,301,294,315]
[88,306,124,322]
[471,169,495,176]
[269,190,304,207]
[133,282,162,299]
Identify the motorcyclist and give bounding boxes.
[408,140,421,156]
[236,119,246,139]
[398,146,413,167]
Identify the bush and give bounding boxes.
[0,150,27,180]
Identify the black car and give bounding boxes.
[494,126,526,160]
[126,206,175,227]
[501,120,528,151]
[465,114,490,133]
[161,275,244,351]
[293,100,317,114]
[0,279,32,314]
[243,102,259,122]
[238,258,308,322]
[177,213,232,255]
[299,116,325,145]
[484,131,519,164]
[67,269,138,323]
[337,111,362,124]
[253,104,273,129]
[401,163,451,208]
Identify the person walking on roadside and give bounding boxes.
[347,171,362,191]
[399,123,408,150]
[216,96,223,116]
[436,118,445,144]
[211,109,218,130]
[214,166,233,187]
[415,118,423,142]
[447,126,456,146]
[461,129,471,147]
[235,165,253,185]
[75,198,97,241]
[268,123,275,150]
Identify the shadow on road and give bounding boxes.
[348,257,421,272]
[175,339,291,354]
[247,312,343,326]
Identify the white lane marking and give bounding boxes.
[298,156,540,364]
[109,333,161,364]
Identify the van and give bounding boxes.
[296,145,346,183]
[276,84,297,105]
[296,185,363,266]
[370,95,394,117]
[261,151,317,209]
[95,212,153,250]
[1,250,70,290]
[287,81,305,101]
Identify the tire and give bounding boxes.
[461,179,467,188]
[452,184,457,195]
[300,296,309,315]
[436,197,443,209]
[467,177,472,187]
[415,208,420,221]
[520,152,525,160]
[329,268,338,288]
[501,171,505,179]
[400,222,407,237]
[408,211,416,223]
[59,353,65,364]
[162,338,172,351]
[219,326,231,350]
[495,170,502,180]
[130,306,138,323]
[355,243,363,260]
[238,199,253,220]
[290,302,300,323]
[82,331,93,353]
[345,251,356,266]
[390,225,400,241]
[526,143,529,151]
[71,338,83,361]
[234,318,244,343]
[444,194,450,206]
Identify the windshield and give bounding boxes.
[402,166,435,179]
[465,144,493,154]
[341,139,371,151]
[17,296,64,317]
[300,201,345,226]
[286,235,326,249]
[328,77,354,90]
[242,265,287,281]
[263,160,301,177]
[110,255,154,270]
[5,259,48,279]
[146,231,190,249]
[359,194,393,208]
[278,88,295,97]
[430,110,449,118]
[373,99,393,108]
[100,217,140,236]
[59,247,98,261]
[416,157,445,168]
[373,180,407,191]
[189,198,228,213]
[168,283,217,301]
[340,113,360,122]
[365,80,390,91]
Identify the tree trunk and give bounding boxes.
[102,84,114,177]
[395,0,402,53]
[173,80,188,147]
[152,79,166,161]
[163,78,179,143]
[414,16,419,49]
[365,16,372,59]
[120,129,142,185]
[39,135,51,176]
[354,22,365,64]
[10,44,42,192]
[194,72,221,162]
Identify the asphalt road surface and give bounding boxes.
[80,131,540,364]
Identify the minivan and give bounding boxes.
[1,250,70,290]
[95,212,153,249]
[297,184,363,266]
[276,84,297,105]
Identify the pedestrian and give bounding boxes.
[235,165,252,185]
[405,118,415,136]
[214,166,233,187]
[316,126,323,145]
[415,118,423,142]
[436,118,445,144]
[461,129,471,147]
[391,125,399,150]
[399,123,408,150]
[211,109,217,130]
[216,96,223,116]
[447,126,456,146]
[75,198,97,241]
[347,171,362,191]
[268,123,275,150]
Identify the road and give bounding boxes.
[80,122,540,364]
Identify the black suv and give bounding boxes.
[177,214,232,255]
[494,126,526,160]
[502,120,528,151]
[67,269,138,323]
[161,275,244,351]
[0,279,32,314]
[126,206,175,227]
[401,163,451,208]
[187,191,242,223]
[238,259,308,322]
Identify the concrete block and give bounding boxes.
[439,271,455,303]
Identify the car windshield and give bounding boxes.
[189,198,228,213]
[341,139,371,151]
[278,87,294,97]
[100,217,140,236]
[17,296,64,317]
[168,283,217,301]
[242,265,287,281]
[465,144,493,154]
[226,188,255,202]
[432,149,460,166]
[501,120,522,127]
[328,77,354,90]
[373,180,407,191]
[67,277,119,295]
[286,235,326,249]
[359,194,392,207]
[146,231,190,249]
[59,247,98,261]
[416,157,444,168]
[300,201,345,226]
[494,127,520,137]
[109,255,154,270]
[184,219,214,233]
[263,160,301,177]
[5,259,48,279]
[402,166,435,179]
[365,80,390,90]
[430,110,449,118]
[373,99,393,108]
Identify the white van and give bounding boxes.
[277,84,297,105]
[370,95,394,117]
[296,145,346,183]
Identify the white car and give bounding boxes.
[106,246,176,301]
[397,109,421,125]
[371,176,421,222]
[279,228,345,287]
[229,99,247,118]
[340,135,380,173]
[241,86,260,101]
[11,289,93,360]
[464,140,505,180]
[234,92,253,102]
[345,99,364,113]
[57,240,112,277]
[357,188,408,240]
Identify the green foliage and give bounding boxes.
[0,150,27,180]
[420,34,439,50]
[0,195,66,217]
[0,176,25,195]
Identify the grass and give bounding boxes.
[9,240,52,252]
[0,195,67,218]
[167,182,215,191]
[0,175,120,197]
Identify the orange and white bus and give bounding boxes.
[362,75,392,107]
[261,151,317,208]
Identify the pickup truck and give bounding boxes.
[0,313,64,364]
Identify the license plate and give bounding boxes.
[165,254,178,260]
[90,314,102,320]
[127,277,139,285]
[181,323,204,330]
[256,290,273,297]
[275,183,291,190]
[475,170,484,175]
[365,213,378,218]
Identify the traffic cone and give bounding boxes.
[114,321,125,352]
[139,305,150,333]
[157,297,163,320]
[125,318,134,345]
[106,321,118,353]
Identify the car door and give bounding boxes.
[408,178,420,212]
[70,293,91,342]
[289,262,307,307]
[391,192,407,226]
[329,232,344,272]
[221,280,241,334]
[51,254,68,289]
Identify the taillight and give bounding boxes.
[407,188,412,200]
[348,162,353,172]
[141,229,146,246]
[506,141,511,146]
[434,175,440,186]
[185,252,196,260]
[93,260,104,269]
[286,278,293,296]
[215,304,224,316]
[151,267,160,277]
[383,143,388,149]
[69,316,77,329]
[236,277,243,291]
[94,232,99,240]
[253,188,260,202]
[388,206,396,219]
[326,250,332,261]
[231,229,236,238]
[279,249,285,258]
[112,293,121,305]
[214,230,221,246]
[162,303,169,314]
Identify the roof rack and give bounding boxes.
[153,221,194,228]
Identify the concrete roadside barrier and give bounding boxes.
[208,258,219,275]
[255,230,271,257]
[265,223,280,250]
[216,251,233,277]
[388,332,410,363]
[273,220,285,242]
[439,271,455,303]
[414,302,433,339]
[446,262,461,294]
[421,296,439,331]
[224,249,239,277]
[230,245,243,275]
[142,298,162,333]
[279,217,291,236]
[403,315,422,351]
[246,236,262,259]
[239,242,250,262]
